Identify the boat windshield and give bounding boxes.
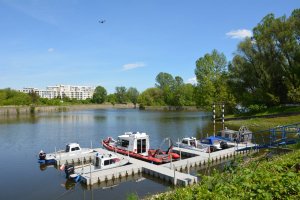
[118,139,129,148]
[182,140,188,144]
[201,139,211,145]
[104,158,117,166]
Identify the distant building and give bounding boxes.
[20,85,95,100]
[21,87,39,93]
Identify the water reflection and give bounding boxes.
[0,114,39,125]
[0,108,218,200]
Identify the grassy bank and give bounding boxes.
[148,149,300,200]
[225,115,300,130]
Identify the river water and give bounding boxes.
[0,108,228,200]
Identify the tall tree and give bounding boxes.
[115,86,128,104]
[229,9,300,106]
[155,72,175,89]
[92,86,107,104]
[127,87,139,108]
[195,49,230,110]
[155,72,175,105]
[138,88,165,106]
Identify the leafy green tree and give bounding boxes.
[180,83,196,106]
[28,91,40,104]
[126,87,139,108]
[0,88,31,106]
[195,49,230,110]
[106,94,116,105]
[92,86,107,104]
[229,9,300,107]
[115,86,128,104]
[138,87,165,106]
[155,72,175,105]
[155,72,175,89]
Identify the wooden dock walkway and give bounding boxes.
[79,150,197,186]
[53,146,257,187]
[168,146,257,171]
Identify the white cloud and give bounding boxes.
[186,77,197,85]
[122,62,145,71]
[48,48,55,53]
[226,29,252,39]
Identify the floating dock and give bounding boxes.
[50,146,258,187]
[54,151,97,166]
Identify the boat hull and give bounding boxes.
[102,139,178,164]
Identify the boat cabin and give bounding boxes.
[116,132,150,156]
[217,126,252,142]
[95,153,120,169]
[181,137,197,147]
[65,143,82,153]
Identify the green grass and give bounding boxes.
[149,149,300,200]
[255,106,300,116]
[227,106,300,118]
[226,115,300,130]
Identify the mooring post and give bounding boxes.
[90,163,92,185]
[213,103,216,137]
[173,164,176,185]
[178,138,182,160]
[170,152,173,169]
[222,103,225,130]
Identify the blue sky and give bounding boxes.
[0,0,299,93]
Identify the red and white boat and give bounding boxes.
[102,132,180,164]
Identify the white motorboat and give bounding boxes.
[177,126,256,152]
[64,152,129,182]
[38,143,94,164]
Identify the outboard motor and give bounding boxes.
[39,150,46,160]
[220,141,229,149]
[64,165,75,178]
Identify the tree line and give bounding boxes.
[1,9,299,113]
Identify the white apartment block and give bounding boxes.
[21,85,95,100]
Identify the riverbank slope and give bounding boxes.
[148,148,300,200]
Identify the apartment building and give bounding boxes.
[21,85,95,100]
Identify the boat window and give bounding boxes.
[65,146,70,152]
[190,140,195,146]
[71,148,76,151]
[75,147,80,151]
[137,139,141,153]
[110,159,116,164]
[104,160,110,166]
[117,139,122,146]
[121,140,129,148]
[182,140,188,144]
[225,133,230,138]
[142,139,146,153]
